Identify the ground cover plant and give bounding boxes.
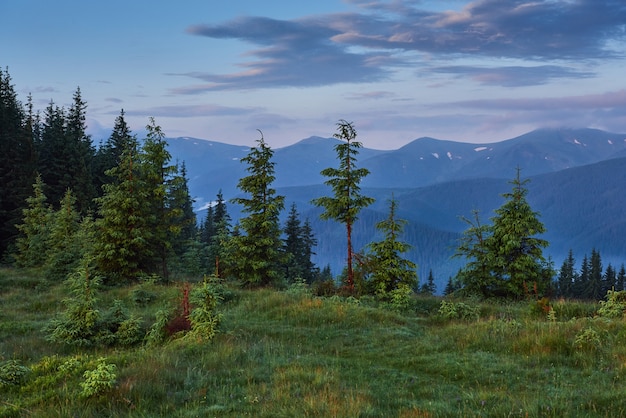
[3,267,626,417]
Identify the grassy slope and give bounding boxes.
[2,268,626,417]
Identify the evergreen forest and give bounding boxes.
[4,68,626,416]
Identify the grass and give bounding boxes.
[2,267,626,416]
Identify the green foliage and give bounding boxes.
[0,359,31,388]
[312,120,374,290]
[14,175,53,268]
[598,289,626,318]
[186,276,223,341]
[386,283,413,312]
[573,327,601,352]
[230,134,285,287]
[455,169,553,299]
[365,196,417,301]
[438,300,480,321]
[80,357,117,398]
[45,261,102,347]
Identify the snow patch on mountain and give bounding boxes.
[474,146,488,152]
[432,152,439,159]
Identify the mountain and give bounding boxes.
[166,128,626,291]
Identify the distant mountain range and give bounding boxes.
[166,128,626,291]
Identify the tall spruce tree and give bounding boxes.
[312,120,374,291]
[365,196,417,299]
[574,254,590,299]
[487,168,552,298]
[617,264,626,292]
[454,210,494,296]
[0,68,37,258]
[93,130,152,283]
[587,249,603,300]
[141,118,179,279]
[230,133,285,287]
[282,203,318,284]
[556,249,576,298]
[14,175,52,267]
[93,109,133,196]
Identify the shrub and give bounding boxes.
[387,283,413,312]
[0,360,31,388]
[80,358,117,398]
[598,290,626,319]
[187,277,223,342]
[438,300,479,321]
[573,327,601,352]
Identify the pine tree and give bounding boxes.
[365,197,417,299]
[141,118,179,279]
[587,249,603,300]
[282,203,319,283]
[207,190,231,277]
[603,263,616,296]
[617,264,626,292]
[312,120,374,291]
[93,131,153,283]
[46,189,82,281]
[487,168,552,298]
[93,109,133,196]
[454,210,494,296]
[574,255,590,299]
[14,175,53,267]
[0,68,37,259]
[556,249,576,298]
[421,269,437,295]
[230,133,285,287]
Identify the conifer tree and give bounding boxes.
[14,175,53,267]
[487,168,552,298]
[617,264,626,292]
[46,189,82,281]
[93,109,133,196]
[421,270,437,295]
[574,254,590,299]
[283,203,318,283]
[603,263,616,296]
[557,249,576,298]
[312,120,374,291]
[0,68,37,258]
[587,249,603,300]
[365,196,417,299]
[93,131,152,283]
[454,210,493,296]
[141,118,179,279]
[230,133,285,287]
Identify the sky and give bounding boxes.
[2,0,626,150]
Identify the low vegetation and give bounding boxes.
[4,268,626,417]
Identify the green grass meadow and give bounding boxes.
[2,268,626,417]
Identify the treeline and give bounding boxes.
[0,68,320,286]
[554,249,626,300]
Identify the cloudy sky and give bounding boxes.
[2,0,625,149]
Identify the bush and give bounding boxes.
[80,358,117,398]
[598,290,626,319]
[0,360,31,388]
[438,300,480,321]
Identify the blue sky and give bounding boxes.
[2,0,625,149]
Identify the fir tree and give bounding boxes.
[365,196,417,299]
[421,270,437,295]
[454,210,493,296]
[93,109,133,196]
[574,255,590,299]
[46,189,82,281]
[556,249,576,298]
[603,263,616,296]
[487,168,552,298]
[14,175,53,267]
[230,133,285,287]
[282,203,319,283]
[0,68,37,259]
[617,264,626,292]
[312,120,374,291]
[93,131,152,283]
[587,249,603,300]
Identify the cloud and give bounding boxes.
[182,1,625,92]
[451,89,626,111]
[428,65,595,87]
[119,104,260,118]
[345,90,397,100]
